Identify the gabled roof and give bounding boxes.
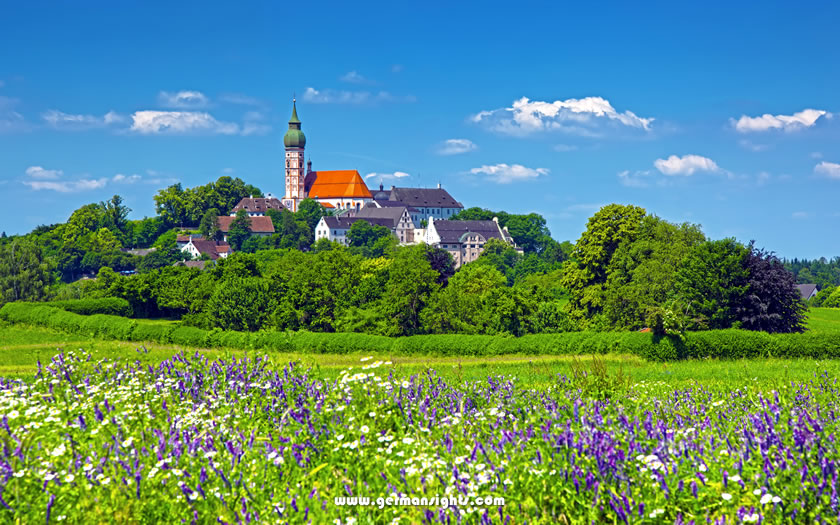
[231,197,285,214]
[369,200,420,212]
[306,170,372,199]
[322,216,395,230]
[355,206,412,228]
[389,187,462,208]
[432,219,514,244]
[795,283,818,300]
[177,234,203,243]
[216,215,276,233]
[189,239,231,260]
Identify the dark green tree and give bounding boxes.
[227,210,252,251]
[675,238,750,330]
[198,208,221,240]
[0,240,53,305]
[737,244,807,333]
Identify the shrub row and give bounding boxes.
[3,302,839,361]
[44,298,133,317]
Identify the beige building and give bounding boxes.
[424,217,521,267]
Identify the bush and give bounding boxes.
[130,323,173,344]
[169,326,210,347]
[3,301,840,361]
[47,298,133,317]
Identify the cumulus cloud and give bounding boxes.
[130,111,239,135]
[437,139,477,155]
[0,96,26,132]
[158,90,209,108]
[731,109,829,133]
[654,154,720,176]
[469,163,548,184]
[41,109,125,129]
[302,87,415,104]
[364,171,411,180]
[814,161,840,179]
[471,96,653,137]
[25,166,63,179]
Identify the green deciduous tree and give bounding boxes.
[205,276,276,331]
[227,210,252,251]
[378,246,440,336]
[675,238,750,330]
[561,204,647,324]
[0,240,53,305]
[198,208,221,240]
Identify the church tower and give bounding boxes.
[282,99,306,212]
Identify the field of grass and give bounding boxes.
[806,306,840,333]
[2,321,839,388]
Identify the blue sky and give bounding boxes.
[1,1,838,258]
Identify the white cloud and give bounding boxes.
[731,109,829,133]
[340,71,369,84]
[437,139,477,155]
[654,154,720,176]
[302,87,415,104]
[617,169,653,187]
[23,164,107,191]
[814,161,840,179]
[792,211,811,219]
[42,109,125,129]
[469,163,548,184]
[112,173,141,184]
[391,64,403,73]
[553,144,579,152]
[364,171,411,180]
[130,111,239,135]
[471,96,653,137]
[811,151,823,159]
[25,166,63,179]
[158,90,209,108]
[24,178,107,192]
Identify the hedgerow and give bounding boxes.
[3,301,839,360]
[45,297,133,317]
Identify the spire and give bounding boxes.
[289,97,301,125]
[284,98,306,148]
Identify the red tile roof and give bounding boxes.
[306,170,372,199]
[216,215,275,233]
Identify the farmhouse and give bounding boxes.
[177,235,230,260]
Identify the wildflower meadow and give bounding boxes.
[1,349,838,524]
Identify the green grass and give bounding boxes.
[2,322,839,388]
[806,307,840,333]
